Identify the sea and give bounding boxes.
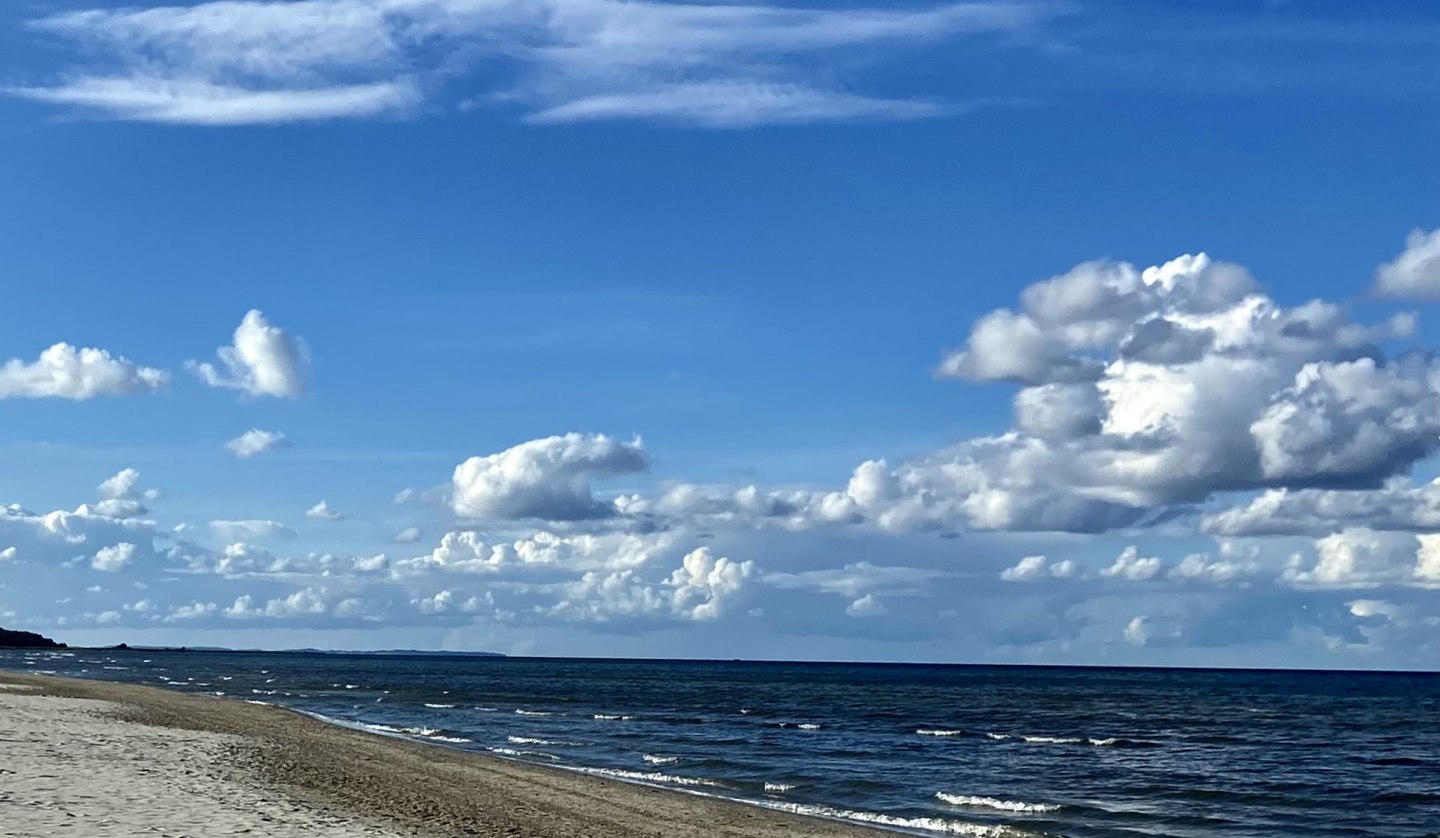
[3,649,1437,838]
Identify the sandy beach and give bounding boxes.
[0,672,891,838]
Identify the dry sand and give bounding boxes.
[0,672,892,838]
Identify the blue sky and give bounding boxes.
[2,0,1439,668]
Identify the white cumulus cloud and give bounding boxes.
[0,343,167,400]
[1374,227,1440,300]
[304,500,349,521]
[189,310,309,398]
[451,433,649,521]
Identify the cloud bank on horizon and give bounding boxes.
[3,228,1440,667]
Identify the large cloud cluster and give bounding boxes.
[451,433,649,521]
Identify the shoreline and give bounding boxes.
[0,671,902,838]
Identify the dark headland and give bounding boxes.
[0,627,66,649]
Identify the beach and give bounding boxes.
[0,672,890,838]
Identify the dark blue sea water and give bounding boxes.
[4,649,1437,838]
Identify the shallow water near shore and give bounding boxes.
[5,650,1438,838]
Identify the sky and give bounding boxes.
[1,0,1439,669]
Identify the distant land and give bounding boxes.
[0,627,66,649]
[89,644,505,658]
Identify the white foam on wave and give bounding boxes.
[362,723,407,735]
[764,783,796,793]
[576,767,724,788]
[1021,736,1083,745]
[515,709,555,716]
[643,754,681,765]
[935,793,1061,814]
[760,801,1032,837]
[424,703,457,709]
[918,729,965,737]
[1088,737,1118,747]
[985,733,1010,741]
[593,713,635,720]
[509,736,586,747]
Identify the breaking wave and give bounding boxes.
[936,793,1062,814]
[760,802,1037,837]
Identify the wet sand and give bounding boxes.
[0,672,891,838]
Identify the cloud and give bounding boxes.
[226,428,290,459]
[207,519,297,541]
[189,310,309,398]
[845,593,888,617]
[304,500,349,521]
[225,588,330,619]
[0,503,157,568]
[1374,227,1440,300]
[1283,529,1440,589]
[549,546,754,622]
[1000,555,1076,581]
[98,468,142,500]
[392,526,422,543]
[451,433,649,520]
[890,252,1429,533]
[92,542,138,572]
[1204,480,1440,537]
[10,0,1059,126]
[166,601,218,621]
[1123,615,1150,645]
[12,77,422,126]
[526,82,943,128]
[763,562,947,598]
[394,529,677,576]
[1101,546,1163,580]
[0,343,167,399]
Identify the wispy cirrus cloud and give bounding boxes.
[7,0,1063,126]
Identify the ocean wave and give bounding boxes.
[424,703,457,709]
[936,793,1061,814]
[576,767,724,788]
[995,733,1142,748]
[593,713,635,720]
[508,736,586,747]
[761,802,1036,837]
[643,754,681,765]
[918,729,966,737]
[776,722,822,730]
[764,782,796,793]
[515,709,556,716]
